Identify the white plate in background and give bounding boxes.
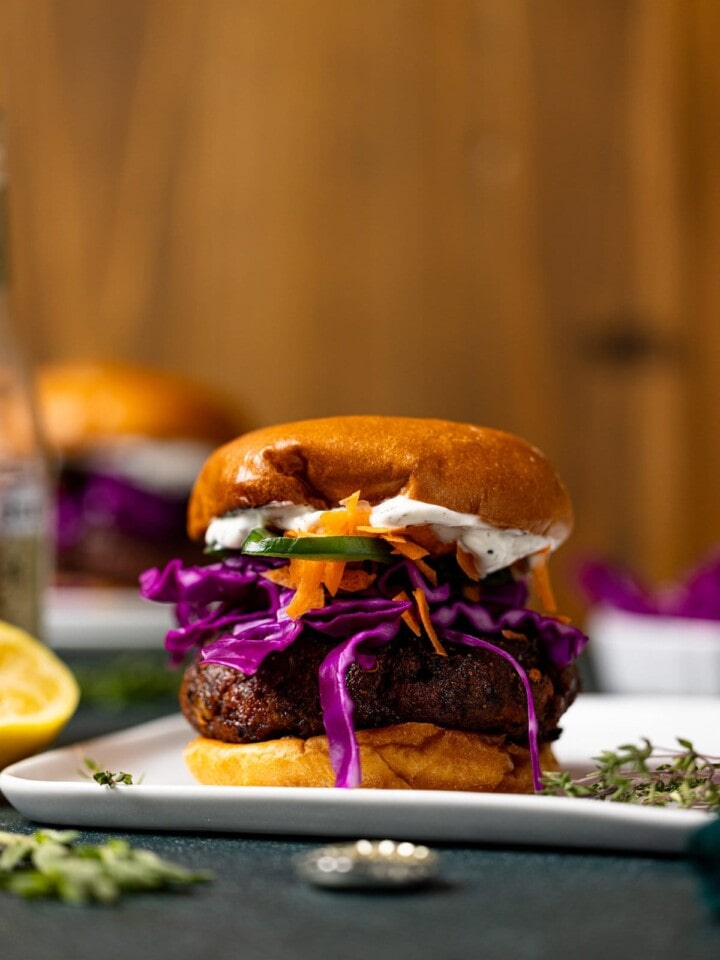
[45,586,173,650]
[587,606,720,695]
[1,695,717,852]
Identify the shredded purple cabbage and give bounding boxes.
[378,560,452,603]
[140,556,288,665]
[432,601,585,667]
[199,617,304,675]
[140,555,282,606]
[304,597,413,638]
[141,554,588,789]
[440,628,542,791]
[57,471,188,550]
[318,619,404,788]
[578,552,720,621]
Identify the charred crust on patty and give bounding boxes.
[180,629,580,747]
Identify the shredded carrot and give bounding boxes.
[323,560,346,596]
[389,539,429,561]
[340,489,361,519]
[385,540,436,585]
[284,558,326,619]
[413,587,447,657]
[456,544,480,581]
[393,591,422,636]
[356,524,400,536]
[338,569,376,592]
[530,548,557,614]
[462,583,482,603]
[357,522,443,588]
[310,509,345,536]
[261,567,295,588]
[340,490,372,530]
[377,531,415,543]
[275,493,360,615]
[501,629,527,642]
[412,557,438,586]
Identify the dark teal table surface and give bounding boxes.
[2,701,719,960]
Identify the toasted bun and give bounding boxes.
[183,722,558,793]
[188,415,572,545]
[37,361,241,453]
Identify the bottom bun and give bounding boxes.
[183,722,558,792]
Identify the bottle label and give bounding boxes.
[0,478,47,637]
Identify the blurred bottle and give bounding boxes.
[0,113,50,637]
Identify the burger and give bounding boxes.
[37,361,242,585]
[141,416,587,792]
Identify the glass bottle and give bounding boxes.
[0,114,50,638]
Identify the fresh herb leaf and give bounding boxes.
[542,738,720,812]
[0,829,211,904]
[79,758,142,788]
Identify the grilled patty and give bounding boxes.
[180,628,580,745]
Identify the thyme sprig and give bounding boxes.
[0,829,211,904]
[79,757,141,788]
[542,738,720,812]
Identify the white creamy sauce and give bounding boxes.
[206,503,317,550]
[205,494,554,575]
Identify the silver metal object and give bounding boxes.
[295,839,439,890]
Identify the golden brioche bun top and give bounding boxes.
[37,361,242,452]
[188,415,573,545]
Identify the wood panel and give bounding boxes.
[1,0,719,606]
[527,0,693,590]
[684,0,720,565]
[1,1,552,430]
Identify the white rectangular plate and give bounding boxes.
[2,695,717,852]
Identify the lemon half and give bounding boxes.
[0,620,80,769]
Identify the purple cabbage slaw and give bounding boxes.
[57,471,188,551]
[140,554,588,791]
[578,551,720,621]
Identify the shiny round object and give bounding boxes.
[295,839,439,890]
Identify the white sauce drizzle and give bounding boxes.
[205,494,555,575]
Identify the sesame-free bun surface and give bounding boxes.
[183,722,558,792]
[188,415,573,545]
[37,361,241,452]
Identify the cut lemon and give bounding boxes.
[0,620,80,769]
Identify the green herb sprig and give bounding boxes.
[0,829,211,904]
[542,738,720,812]
[79,757,141,788]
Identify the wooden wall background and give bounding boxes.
[1,0,719,612]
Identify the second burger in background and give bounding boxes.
[37,361,243,586]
